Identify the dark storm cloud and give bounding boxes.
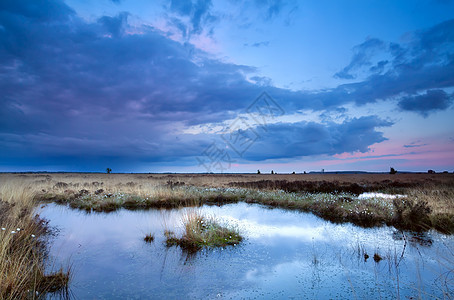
[242,116,392,161]
[397,89,453,117]
[0,0,260,135]
[0,0,261,169]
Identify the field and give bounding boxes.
[3,172,454,231]
[1,172,453,298]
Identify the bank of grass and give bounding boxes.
[38,185,419,228]
[5,173,454,233]
[164,210,242,252]
[0,180,70,299]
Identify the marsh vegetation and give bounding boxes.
[164,210,242,252]
[20,172,454,233]
[0,179,70,299]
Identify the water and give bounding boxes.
[39,202,453,299]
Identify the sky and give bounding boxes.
[0,0,453,173]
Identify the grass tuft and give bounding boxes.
[144,233,155,243]
[165,211,242,252]
[373,253,383,263]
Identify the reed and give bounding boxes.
[0,179,70,299]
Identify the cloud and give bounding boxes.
[253,0,298,21]
[242,116,393,160]
[169,0,194,16]
[247,41,270,47]
[0,0,75,22]
[397,89,453,117]
[167,0,216,35]
[330,19,454,111]
[0,2,261,134]
[249,76,272,86]
[369,60,388,73]
[403,141,428,148]
[334,38,386,79]
[98,12,129,37]
[0,0,265,170]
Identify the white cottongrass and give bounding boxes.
[358,192,406,200]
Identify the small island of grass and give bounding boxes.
[164,212,242,252]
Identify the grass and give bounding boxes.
[2,173,454,233]
[164,210,242,252]
[144,233,155,243]
[0,179,71,299]
[39,185,448,232]
[373,253,383,263]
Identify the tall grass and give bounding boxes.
[0,179,70,299]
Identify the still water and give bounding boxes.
[39,202,453,299]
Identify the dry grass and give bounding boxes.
[0,178,70,299]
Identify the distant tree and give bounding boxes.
[428,169,435,174]
[304,171,306,174]
[257,169,261,174]
[292,171,296,174]
[443,171,448,174]
[390,167,397,174]
[106,168,112,174]
[271,170,274,174]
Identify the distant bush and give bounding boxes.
[390,167,397,174]
[428,170,436,174]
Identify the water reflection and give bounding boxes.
[40,202,453,299]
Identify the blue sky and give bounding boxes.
[0,0,453,173]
